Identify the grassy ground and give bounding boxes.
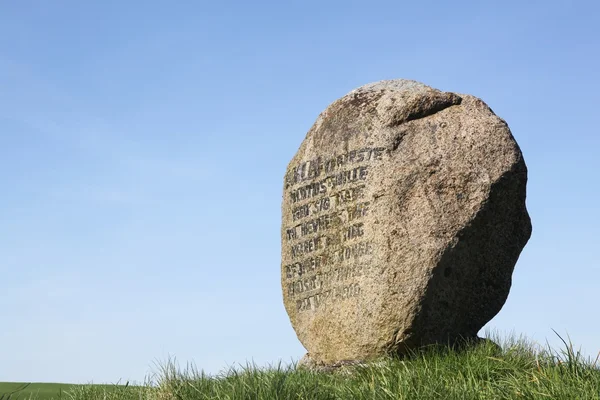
[3,334,600,399]
[0,383,135,400]
[0,383,80,400]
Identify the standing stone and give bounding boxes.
[281,79,532,367]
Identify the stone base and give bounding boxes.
[297,353,367,373]
[297,337,502,373]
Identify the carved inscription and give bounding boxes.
[283,147,386,312]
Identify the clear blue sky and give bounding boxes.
[1,0,598,384]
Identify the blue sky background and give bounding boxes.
[1,0,598,384]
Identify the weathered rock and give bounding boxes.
[281,79,532,367]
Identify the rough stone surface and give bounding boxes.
[281,79,532,367]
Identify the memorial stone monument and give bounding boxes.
[281,79,532,368]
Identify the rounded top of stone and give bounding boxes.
[349,79,436,95]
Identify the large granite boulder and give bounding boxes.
[281,79,532,367]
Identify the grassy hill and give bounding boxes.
[0,383,81,400]
[2,334,599,399]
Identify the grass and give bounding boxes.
[0,383,131,400]
[0,383,75,400]
[3,333,600,400]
